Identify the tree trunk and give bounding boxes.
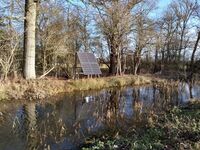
[109,53,117,75]
[73,53,77,79]
[42,49,46,75]
[189,31,200,79]
[154,48,158,73]
[109,43,118,75]
[133,58,141,75]
[133,49,141,75]
[178,26,186,62]
[23,0,37,79]
[116,49,122,75]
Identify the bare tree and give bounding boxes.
[171,0,198,61]
[155,0,198,75]
[0,0,22,80]
[84,0,143,75]
[189,2,200,80]
[160,9,179,63]
[0,30,20,80]
[132,0,156,75]
[133,14,155,75]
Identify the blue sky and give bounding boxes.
[158,0,172,9]
[69,0,174,19]
[69,0,173,9]
[149,0,173,18]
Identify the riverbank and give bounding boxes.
[81,100,200,150]
[0,75,164,101]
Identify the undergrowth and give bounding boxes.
[81,101,200,150]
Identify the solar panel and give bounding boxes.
[77,52,102,75]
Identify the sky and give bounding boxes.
[158,0,172,9]
[149,0,173,18]
[68,0,174,19]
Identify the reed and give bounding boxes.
[0,75,153,101]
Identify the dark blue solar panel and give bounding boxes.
[77,52,102,75]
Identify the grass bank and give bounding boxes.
[0,75,156,101]
[81,100,200,150]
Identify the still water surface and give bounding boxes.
[0,83,200,150]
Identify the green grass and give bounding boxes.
[81,101,200,150]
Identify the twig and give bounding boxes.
[38,67,55,79]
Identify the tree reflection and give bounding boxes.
[132,88,143,122]
[105,90,120,128]
[2,84,200,149]
[189,83,194,99]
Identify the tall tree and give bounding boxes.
[0,0,21,80]
[189,2,200,80]
[23,0,38,79]
[190,31,200,73]
[132,0,156,75]
[85,0,142,75]
[171,0,198,61]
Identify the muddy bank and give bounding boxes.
[0,75,162,101]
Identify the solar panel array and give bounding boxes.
[77,52,102,75]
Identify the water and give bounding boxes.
[0,83,200,150]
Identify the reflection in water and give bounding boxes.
[0,83,200,150]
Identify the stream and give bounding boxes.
[0,83,200,150]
